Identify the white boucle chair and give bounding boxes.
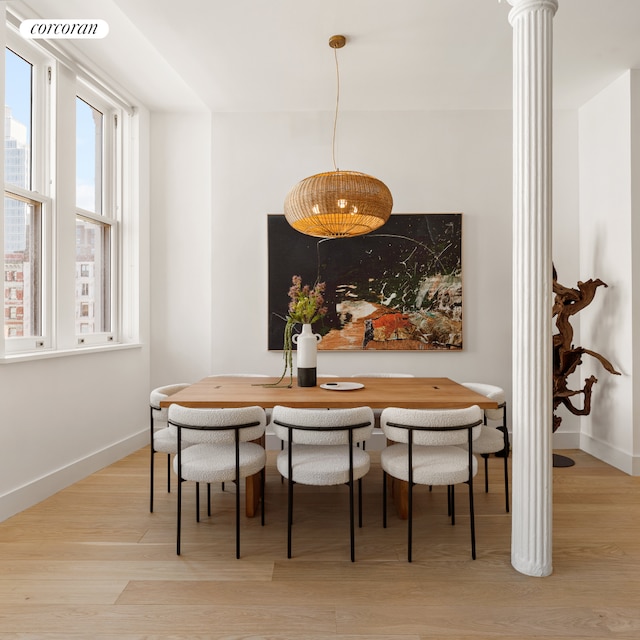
[208,375,271,480]
[380,405,483,562]
[169,404,267,559]
[271,405,375,562]
[149,383,191,513]
[459,383,510,513]
[350,373,415,446]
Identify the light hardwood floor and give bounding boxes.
[0,448,639,639]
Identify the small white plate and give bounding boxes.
[320,381,365,391]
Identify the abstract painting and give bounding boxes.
[268,213,462,351]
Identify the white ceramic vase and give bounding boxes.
[292,323,322,387]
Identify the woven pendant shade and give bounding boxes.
[284,170,393,238]
[283,35,393,238]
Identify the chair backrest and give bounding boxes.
[460,382,506,423]
[271,406,374,445]
[150,383,191,425]
[168,404,266,444]
[380,406,483,446]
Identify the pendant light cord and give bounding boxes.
[332,45,340,172]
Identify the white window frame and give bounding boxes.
[2,33,52,354]
[1,7,138,361]
[74,84,120,347]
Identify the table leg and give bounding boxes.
[245,472,262,518]
[392,478,409,520]
[245,433,266,518]
[385,434,409,519]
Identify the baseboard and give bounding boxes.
[0,430,148,522]
[580,433,640,475]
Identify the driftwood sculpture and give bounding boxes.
[552,266,621,432]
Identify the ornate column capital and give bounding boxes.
[507,0,558,24]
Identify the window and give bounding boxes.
[75,216,111,334]
[2,13,137,358]
[74,91,116,340]
[4,48,31,191]
[4,45,45,346]
[4,193,43,339]
[76,97,102,214]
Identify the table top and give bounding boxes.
[159,376,498,410]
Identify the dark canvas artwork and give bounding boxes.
[267,213,463,351]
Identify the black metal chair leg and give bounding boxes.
[176,477,182,556]
[287,475,294,559]
[176,429,182,555]
[261,467,266,526]
[407,480,413,563]
[382,471,387,529]
[280,440,284,484]
[467,438,476,560]
[349,476,355,562]
[469,478,476,560]
[451,485,456,525]
[504,455,510,513]
[166,454,171,493]
[195,482,200,522]
[358,477,363,528]
[150,410,156,514]
[207,483,211,517]
[150,449,155,513]
[483,454,489,492]
[235,477,240,560]
[382,471,388,528]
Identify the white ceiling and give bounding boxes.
[16,0,640,112]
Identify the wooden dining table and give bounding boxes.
[160,375,498,518]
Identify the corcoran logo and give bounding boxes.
[20,19,109,39]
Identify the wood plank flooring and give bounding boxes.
[0,448,639,639]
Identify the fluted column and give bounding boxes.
[508,0,557,577]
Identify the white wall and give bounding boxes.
[633,71,640,469]
[149,113,212,388]
[578,71,638,474]
[0,348,150,520]
[551,110,582,445]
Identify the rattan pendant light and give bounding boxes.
[284,35,393,238]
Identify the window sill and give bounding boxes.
[0,342,143,364]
